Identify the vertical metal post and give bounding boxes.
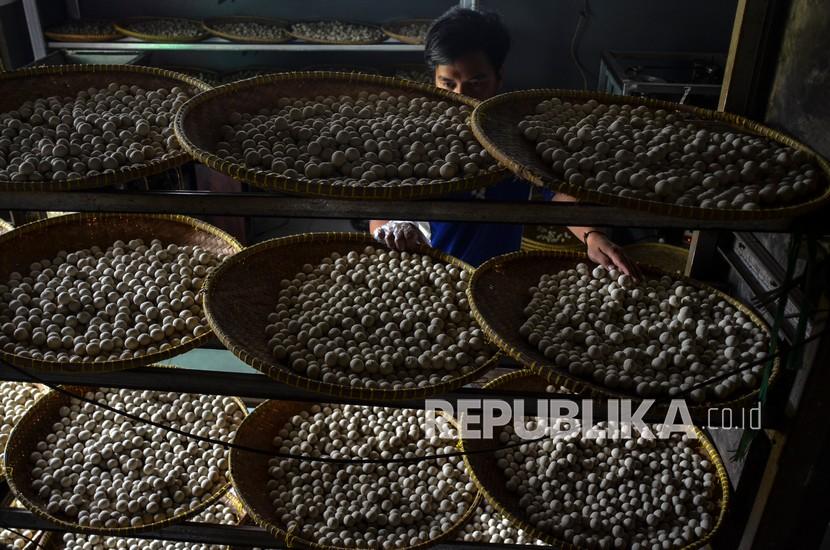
[459,0,480,10]
[21,0,47,60]
[65,0,80,18]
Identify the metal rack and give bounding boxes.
[1,1,829,549]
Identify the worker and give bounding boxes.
[371,7,639,277]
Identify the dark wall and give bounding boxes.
[482,0,738,90]
[765,0,830,159]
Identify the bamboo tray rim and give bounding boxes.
[0,64,211,192]
[288,19,388,45]
[173,70,507,199]
[381,18,432,45]
[466,249,780,412]
[201,16,291,44]
[114,16,210,43]
[229,399,479,550]
[3,379,248,536]
[203,231,501,402]
[458,369,730,550]
[470,88,830,221]
[0,212,242,373]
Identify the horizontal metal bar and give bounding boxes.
[0,508,542,549]
[0,190,810,232]
[48,39,422,52]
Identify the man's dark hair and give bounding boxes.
[424,7,511,73]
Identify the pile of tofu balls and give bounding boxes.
[121,18,204,40]
[0,83,195,184]
[28,388,244,529]
[521,97,824,210]
[210,19,289,42]
[265,404,476,548]
[58,496,241,549]
[265,247,494,389]
[0,238,223,363]
[216,90,498,188]
[521,263,769,400]
[495,419,721,549]
[290,21,386,43]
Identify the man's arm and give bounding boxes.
[553,193,642,279]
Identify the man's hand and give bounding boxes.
[585,232,643,280]
[372,221,429,252]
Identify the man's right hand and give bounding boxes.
[372,221,429,252]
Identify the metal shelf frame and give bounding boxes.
[46,39,424,52]
[2,189,823,233]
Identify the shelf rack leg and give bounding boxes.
[21,0,47,60]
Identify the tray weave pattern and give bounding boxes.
[0,213,241,373]
[288,20,387,45]
[229,399,478,549]
[459,370,730,550]
[114,17,209,43]
[3,381,247,536]
[466,249,780,417]
[381,19,432,45]
[202,16,291,44]
[174,71,507,199]
[0,64,211,192]
[470,88,830,221]
[203,232,500,401]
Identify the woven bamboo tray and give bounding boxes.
[4,382,247,536]
[164,65,222,87]
[114,17,209,43]
[288,20,387,45]
[203,232,500,401]
[466,249,780,417]
[470,89,830,221]
[0,213,241,373]
[381,19,432,45]
[36,490,247,549]
[202,16,291,44]
[0,492,47,550]
[229,399,478,550]
[43,20,122,42]
[521,224,582,252]
[624,242,690,274]
[0,64,211,192]
[174,71,507,199]
[460,370,730,550]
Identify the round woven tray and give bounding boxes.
[0,212,241,373]
[43,20,122,42]
[203,232,500,401]
[470,89,830,221]
[624,242,690,274]
[521,224,582,252]
[163,65,222,87]
[288,20,387,45]
[0,64,211,192]
[114,17,209,43]
[460,370,730,550]
[230,399,478,550]
[381,18,432,45]
[3,382,247,536]
[174,71,506,199]
[466,249,780,417]
[202,16,291,44]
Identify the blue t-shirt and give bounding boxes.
[430,177,542,267]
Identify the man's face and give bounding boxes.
[434,51,501,101]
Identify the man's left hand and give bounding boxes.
[585,232,643,280]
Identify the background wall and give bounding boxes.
[28,0,738,91]
[482,0,738,90]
